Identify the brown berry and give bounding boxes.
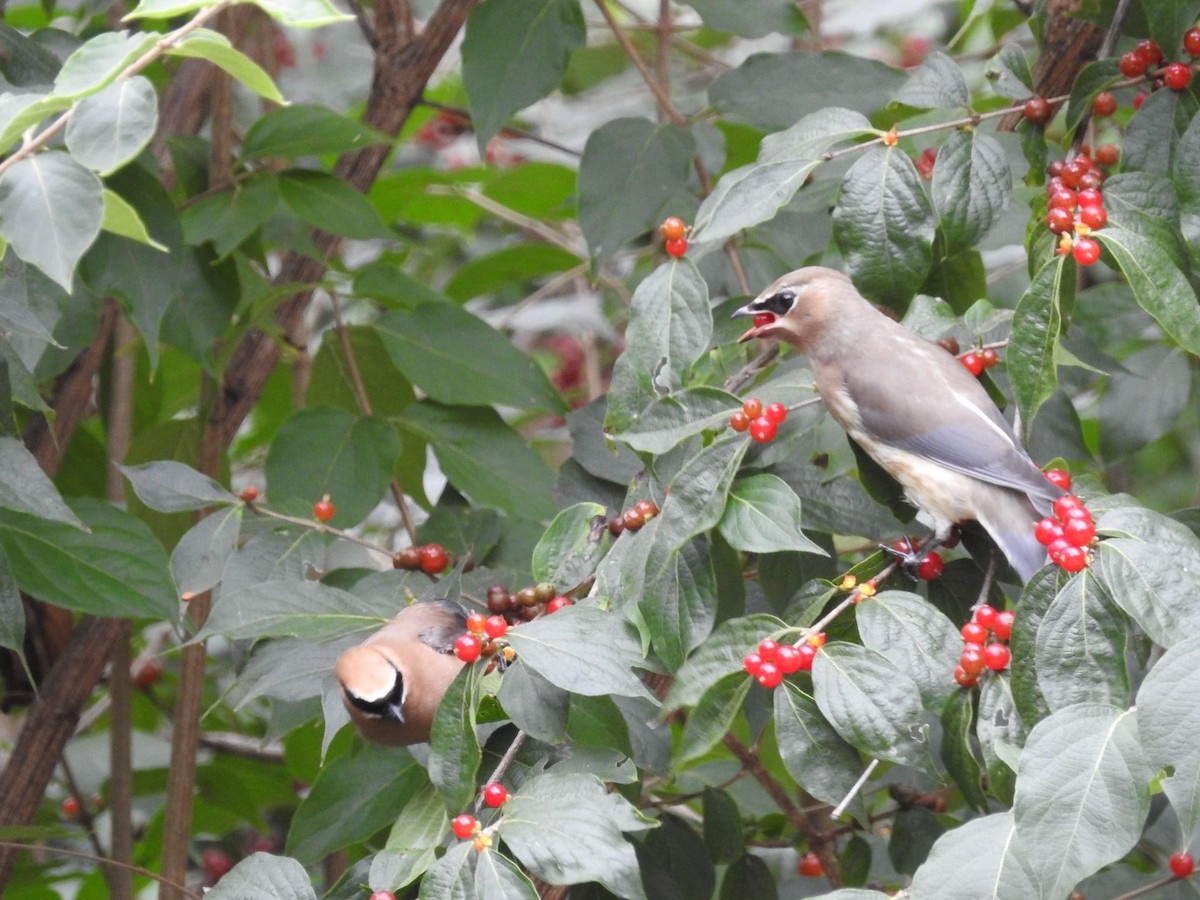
[394,547,422,570]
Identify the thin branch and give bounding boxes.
[724,344,780,394]
[473,730,528,814]
[1070,0,1135,153]
[198,732,285,762]
[344,0,378,48]
[428,185,582,255]
[593,0,686,126]
[59,758,106,864]
[1112,876,1182,900]
[419,100,581,157]
[0,841,201,897]
[247,501,394,557]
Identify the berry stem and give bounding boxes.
[247,503,391,555]
[1110,876,1186,900]
[473,730,528,815]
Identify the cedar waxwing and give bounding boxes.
[334,600,467,745]
[733,267,1063,583]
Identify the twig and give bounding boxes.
[975,552,998,609]
[344,0,378,48]
[1070,0,1134,153]
[427,185,582,256]
[0,841,201,898]
[724,344,780,394]
[830,759,879,819]
[246,502,394,556]
[593,0,687,127]
[1112,876,1182,900]
[418,100,581,157]
[198,731,285,762]
[59,758,106,865]
[474,730,528,813]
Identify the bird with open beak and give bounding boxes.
[334,600,467,745]
[733,266,1063,583]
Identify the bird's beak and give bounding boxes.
[732,303,775,343]
[387,701,406,723]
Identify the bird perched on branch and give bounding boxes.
[733,266,1063,583]
[334,600,467,745]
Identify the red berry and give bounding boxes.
[730,411,750,432]
[979,348,1000,369]
[1076,187,1102,207]
[664,237,687,258]
[1092,91,1117,116]
[1063,516,1096,547]
[755,662,782,689]
[917,551,944,580]
[1047,538,1071,564]
[1119,51,1147,77]
[916,146,937,179]
[757,639,780,661]
[776,645,803,674]
[622,508,645,531]
[482,783,508,807]
[1047,208,1074,234]
[1170,851,1195,878]
[973,605,998,629]
[1058,545,1089,572]
[546,596,573,613]
[1054,495,1084,520]
[960,353,984,376]
[61,796,81,817]
[798,851,824,877]
[132,659,164,689]
[1047,160,1065,177]
[748,416,777,443]
[993,610,1015,642]
[954,665,978,688]
[960,646,986,677]
[484,615,508,638]
[313,496,334,522]
[753,312,775,329]
[1044,468,1072,491]
[608,516,625,537]
[1073,237,1101,266]
[451,814,478,839]
[796,644,817,672]
[1048,187,1079,211]
[635,499,659,520]
[419,543,450,575]
[240,485,259,502]
[1095,143,1119,166]
[1035,517,1064,546]
[455,634,482,662]
[961,622,988,644]
[1135,39,1163,66]
[370,892,398,900]
[1023,97,1053,124]
[467,612,487,634]
[743,652,763,675]
[660,216,686,241]
[1134,91,1147,109]
[1164,62,1192,90]
[765,402,788,424]
[202,848,234,882]
[742,398,763,418]
[983,643,1011,672]
[1186,28,1200,58]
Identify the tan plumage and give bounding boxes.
[734,267,1063,583]
[334,600,467,745]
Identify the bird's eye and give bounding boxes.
[757,290,795,316]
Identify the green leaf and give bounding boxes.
[0,545,25,655]
[640,536,718,671]
[52,32,158,100]
[429,664,482,812]
[64,76,157,175]
[813,642,938,774]
[245,0,351,25]
[1137,635,1200,840]
[718,473,825,556]
[120,460,237,512]
[443,244,582,302]
[100,190,167,250]
[984,43,1034,100]
[1123,87,1180,174]
[1008,254,1069,441]
[308,325,416,420]
[719,853,777,900]
[774,682,864,809]
[0,23,60,88]
[474,850,539,900]
[286,745,428,864]
[241,104,390,160]
[264,407,401,527]
[692,107,874,243]
[377,305,565,414]
[677,672,751,765]
[1063,59,1120,133]
[977,677,1022,805]
[170,506,243,598]
[504,605,654,700]
[855,591,961,712]
[204,853,317,900]
[496,660,569,743]
[0,437,84,527]
[613,386,742,455]
[685,0,804,37]
[530,502,608,592]
[0,92,72,157]
[1094,536,1200,650]
[199,581,387,642]
[892,51,969,109]
[420,841,475,899]
[0,152,103,291]
[832,144,935,304]
[940,689,988,813]
[638,815,715,900]
[1145,2,1200,65]
[665,613,784,709]
[1096,224,1200,355]
[702,788,744,864]
[400,402,557,520]
[769,460,897,538]
[180,173,280,258]
[278,169,393,240]
[499,772,653,900]
[462,0,586,146]
[909,812,1038,899]
[930,129,1011,252]
[0,497,175,620]
[578,118,696,261]
[1013,704,1150,899]
[370,848,436,895]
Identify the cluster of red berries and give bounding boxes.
[453,611,514,663]
[891,538,945,580]
[486,582,574,624]
[450,813,492,851]
[661,216,688,258]
[742,634,825,689]
[1118,38,1193,91]
[1171,851,1196,878]
[959,346,1001,378]
[393,543,451,575]
[954,604,1015,689]
[730,396,788,443]
[797,851,824,877]
[1036,495,1096,574]
[1044,153,1109,266]
[607,499,659,536]
[313,495,335,522]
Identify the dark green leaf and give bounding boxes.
[677,672,751,765]
[1123,88,1179,174]
[768,460,897,538]
[308,325,416,420]
[1094,535,1200,649]
[0,437,84,527]
[909,812,1038,898]
[639,815,715,900]
[369,848,435,895]
[685,0,804,37]
[1013,704,1150,899]
[121,460,237,512]
[984,43,1033,100]
[0,544,24,655]
[64,76,157,175]
[889,806,945,876]
[649,436,748,567]
[0,24,60,87]
[1137,635,1200,839]
[856,590,961,712]
[832,145,935,304]
[718,853,776,900]
[1009,566,1056,728]
[977,676,1022,805]
[579,118,695,261]
[462,0,586,146]
[204,853,316,900]
[930,129,1011,252]
[692,107,873,244]
[1145,1,1200,61]
[278,170,392,240]
[530,502,608,592]
[718,473,825,556]
[940,689,988,812]
[702,788,744,865]
[429,664,482,812]
[1102,172,1187,270]
[241,104,390,160]
[170,505,243,598]
[443,244,582,302]
[496,660,569,743]
[892,51,969,109]
[665,614,784,709]
[475,850,539,900]
[1008,254,1069,441]
[377,305,565,414]
[614,386,741,455]
[199,581,386,641]
[420,842,475,900]
[1064,59,1120,133]
[180,173,279,257]
[640,536,718,671]
[774,682,863,810]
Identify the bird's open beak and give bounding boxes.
[387,701,406,723]
[732,304,775,343]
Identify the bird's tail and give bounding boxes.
[976,491,1049,584]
